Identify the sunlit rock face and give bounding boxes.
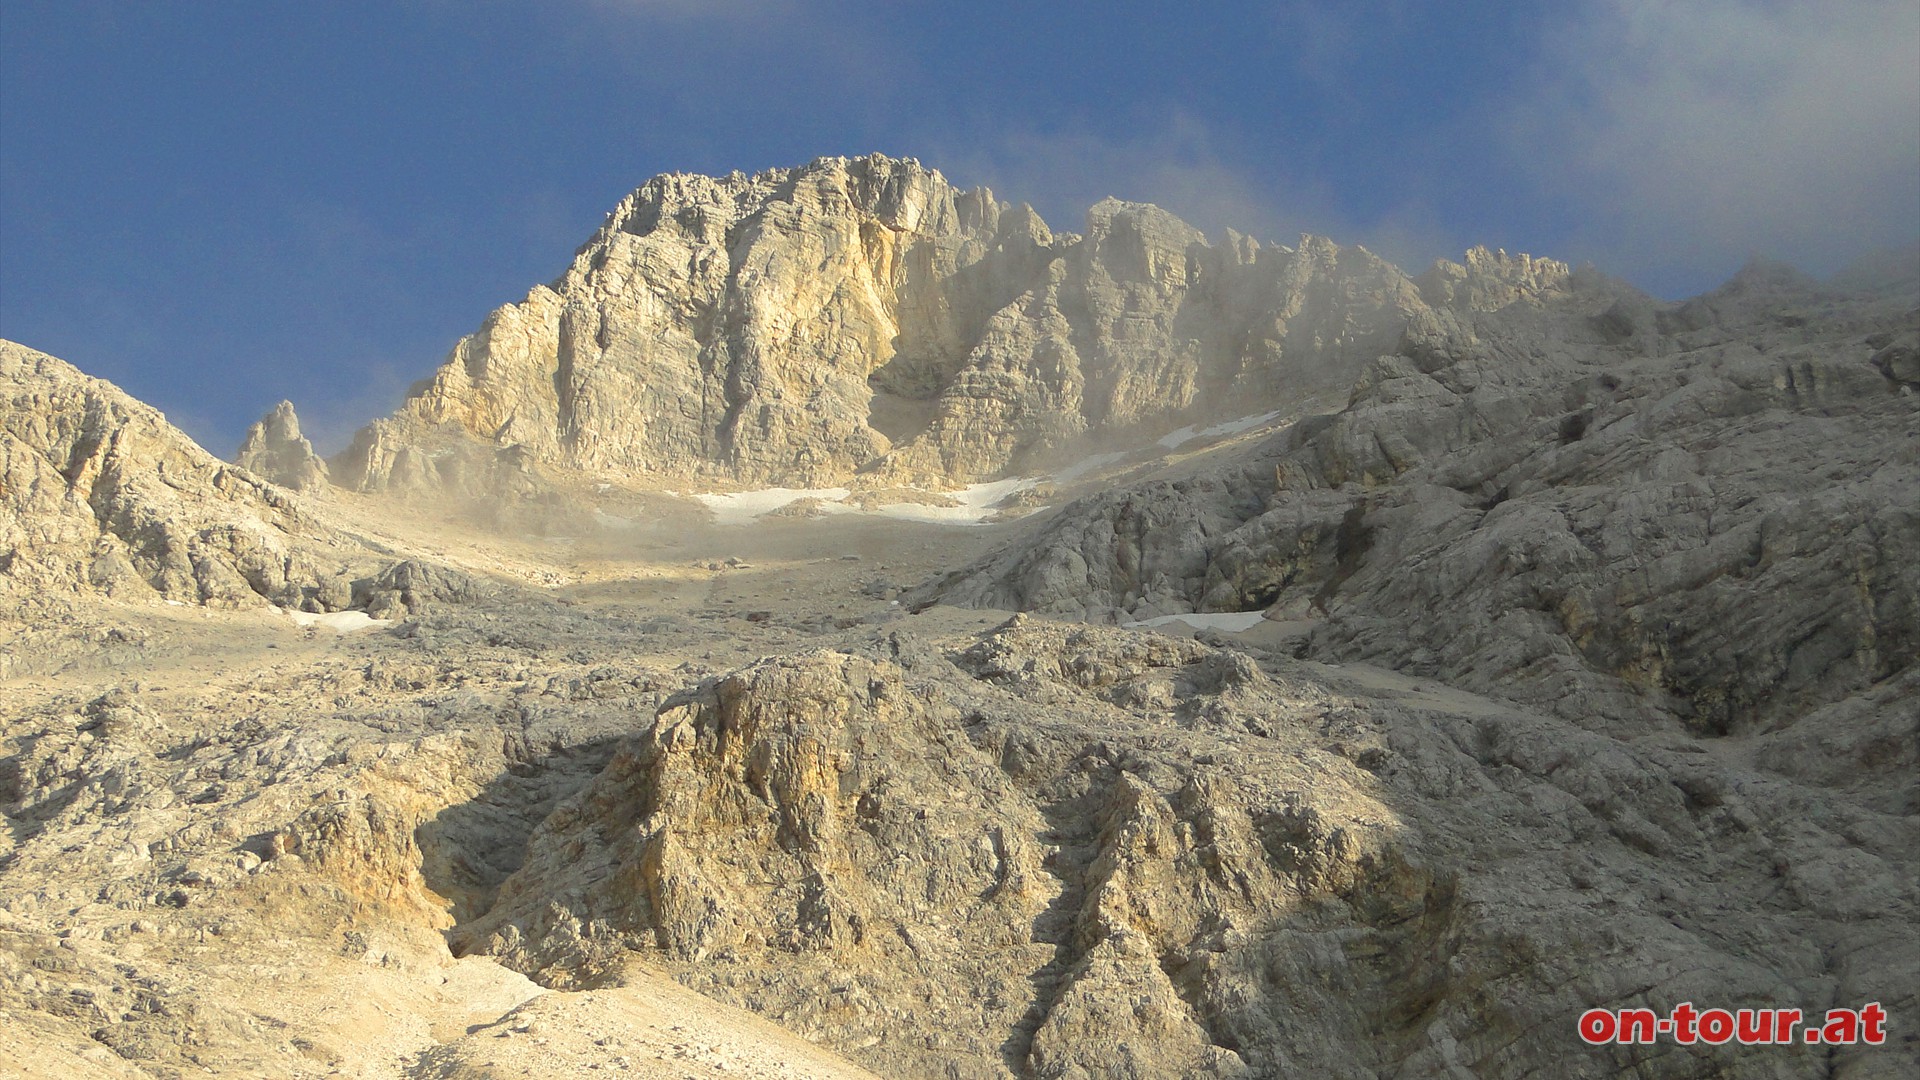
[2,172,1916,1080]
[235,400,329,492]
[0,340,363,613]
[333,154,1569,494]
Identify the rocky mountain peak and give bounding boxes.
[3,151,1915,1080]
[235,399,329,492]
[1417,244,1573,310]
[332,154,1591,499]
[585,154,976,259]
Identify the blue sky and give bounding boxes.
[3,0,1916,453]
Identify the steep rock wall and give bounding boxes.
[333,155,1569,493]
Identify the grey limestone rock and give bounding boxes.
[916,264,1920,736]
[6,159,1916,1080]
[1,340,357,610]
[351,558,500,621]
[449,622,1918,1079]
[234,400,329,492]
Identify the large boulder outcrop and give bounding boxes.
[448,622,1918,1079]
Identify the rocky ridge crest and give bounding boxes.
[3,159,1917,1080]
[332,154,1571,495]
[1,340,505,673]
[1,341,360,612]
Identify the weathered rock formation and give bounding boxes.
[914,257,1920,736]
[0,342,510,650]
[447,621,1917,1079]
[234,400,329,492]
[1,340,361,610]
[333,154,1570,494]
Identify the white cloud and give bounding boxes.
[1517,0,1920,288]
[917,112,1476,275]
[924,113,1349,247]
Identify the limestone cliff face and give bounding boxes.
[333,154,1569,493]
[447,622,1918,1080]
[333,156,1018,493]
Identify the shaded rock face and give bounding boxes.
[234,400,329,491]
[333,154,1569,494]
[445,623,1917,1080]
[917,268,1920,735]
[0,340,361,610]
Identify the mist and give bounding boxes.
[1517,0,1920,297]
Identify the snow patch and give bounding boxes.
[1124,611,1269,632]
[867,478,1039,525]
[684,415,1286,529]
[693,487,853,526]
[691,479,1040,526]
[284,609,393,633]
[1157,410,1286,450]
